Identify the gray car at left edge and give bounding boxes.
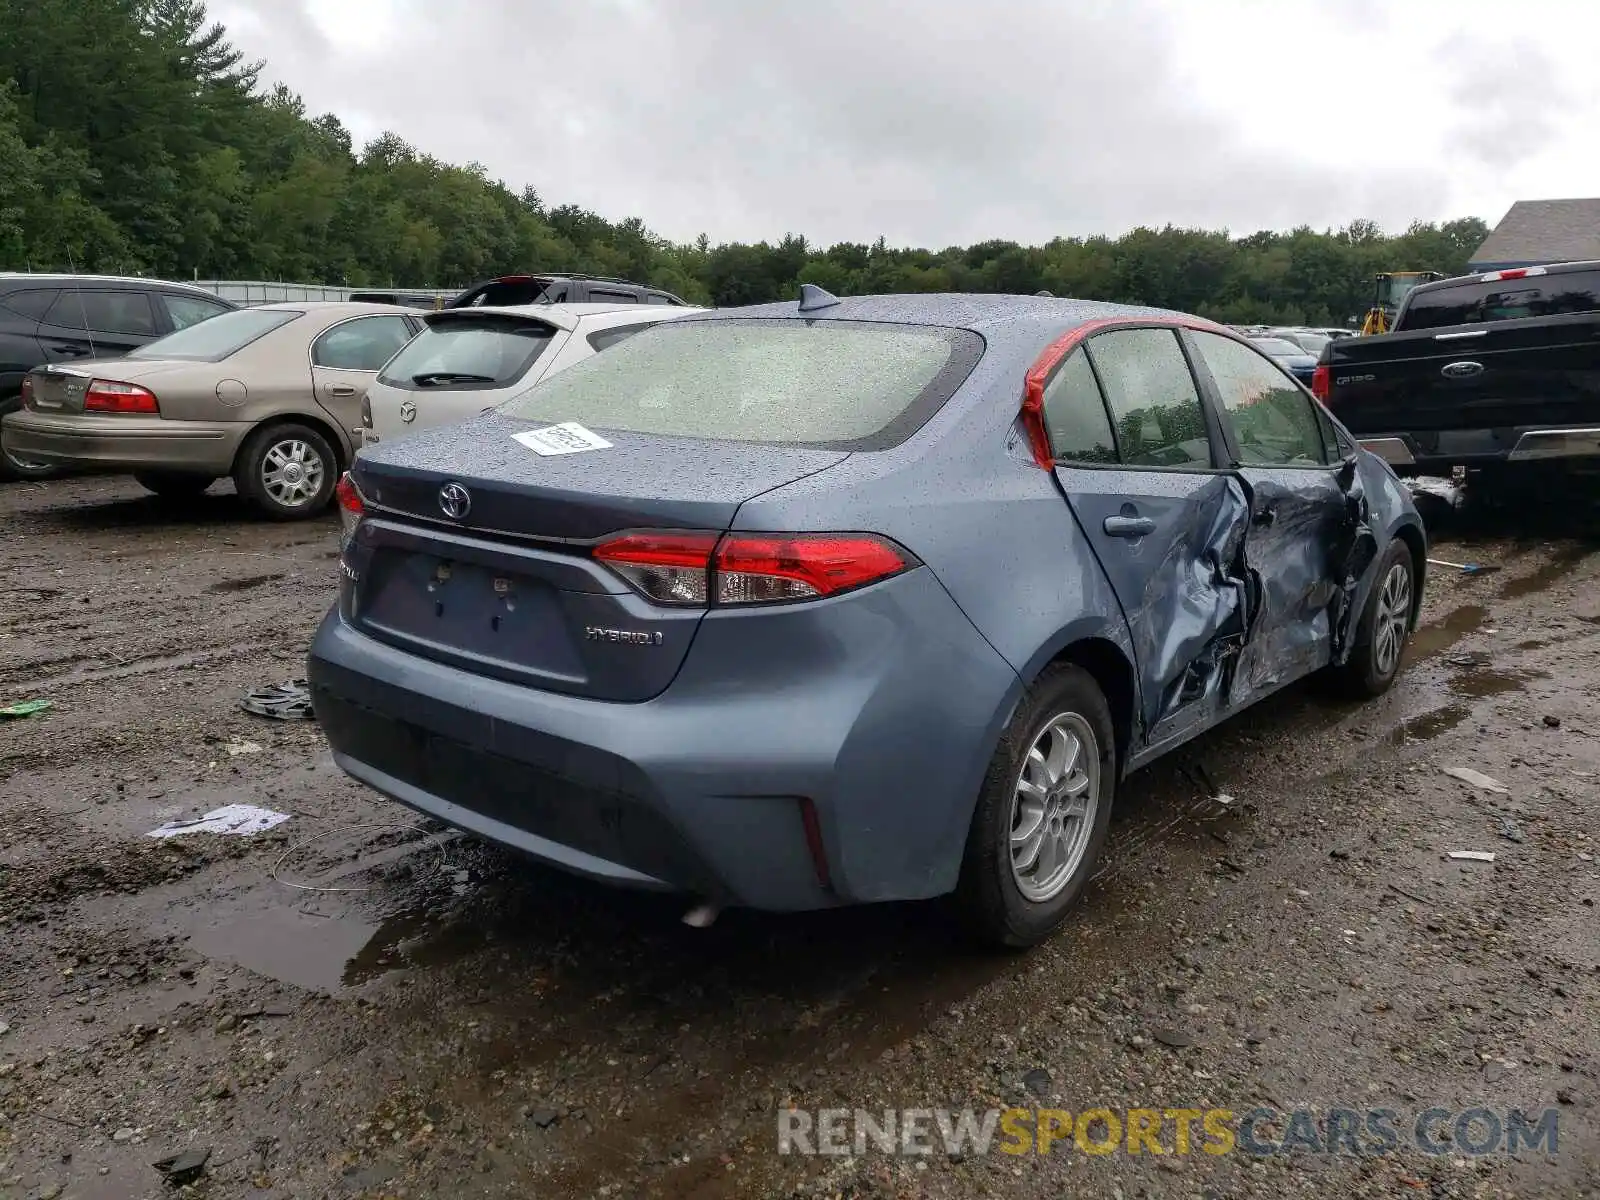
[308,290,1425,948]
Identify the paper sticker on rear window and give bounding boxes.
[512,421,614,455]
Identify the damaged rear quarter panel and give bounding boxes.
[1336,450,1427,657]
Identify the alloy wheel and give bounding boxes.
[1372,561,1412,678]
[260,438,326,508]
[1008,712,1100,903]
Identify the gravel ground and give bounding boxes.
[0,473,1596,1200]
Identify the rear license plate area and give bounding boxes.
[356,553,584,679]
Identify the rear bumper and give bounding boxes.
[0,410,244,474]
[307,568,1020,911]
[1357,424,1600,470]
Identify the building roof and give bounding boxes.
[1469,198,1600,269]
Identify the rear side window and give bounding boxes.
[46,290,157,336]
[313,315,414,371]
[162,294,232,331]
[1191,331,1327,466]
[127,308,301,361]
[498,319,984,451]
[589,289,639,303]
[378,317,557,390]
[1084,329,1212,468]
[1,289,57,321]
[1401,270,1600,330]
[1040,348,1117,464]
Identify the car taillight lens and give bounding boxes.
[593,532,719,605]
[1311,364,1330,402]
[716,535,910,603]
[593,531,915,607]
[334,471,364,551]
[84,379,159,414]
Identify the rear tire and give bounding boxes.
[956,664,1116,949]
[1331,539,1415,698]
[0,393,58,481]
[135,471,216,499]
[233,423,337,520]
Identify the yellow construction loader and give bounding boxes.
[1360,270,1445,335]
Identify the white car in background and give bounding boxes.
[360,302,704,443]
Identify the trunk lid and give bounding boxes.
[26,359,195,414]
[345,413,848,701]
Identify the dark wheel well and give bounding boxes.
[1046,637,1135,777]
[231,413,349,477]
[1392,523,1426,625]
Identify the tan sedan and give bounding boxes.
[2,302,421,518]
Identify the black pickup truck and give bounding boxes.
[1312,261,1600,475]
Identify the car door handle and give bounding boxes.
[48,344,87,355]
[1103,515,1156,538]
[328,384,357,397]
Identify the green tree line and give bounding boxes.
[1,0,1490,325]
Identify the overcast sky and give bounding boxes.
[211,0,1600,249]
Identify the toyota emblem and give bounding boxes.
[438,482,472,520]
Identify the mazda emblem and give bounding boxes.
[1441,360,1484,379]
[399,400,417,424]
[438,481,471,520]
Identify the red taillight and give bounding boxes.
[335,471,363,516]
[716,534,908,603]
[1311,364,1331,402]
[334,472,364,552]
[594,531,718,605]
[19,376,32,406]
[84,379,159,414]
[592,531,914,606]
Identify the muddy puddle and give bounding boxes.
[1498,544,1594,600]
[1388,702,1469,744]
[1409,603,1486,660]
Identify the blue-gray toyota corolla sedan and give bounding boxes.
[309,289,1425,947]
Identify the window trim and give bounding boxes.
[309,313,418,373]
[1036,346,1120,466]
[1024,317,1236,476]
[1180,327,1335,470]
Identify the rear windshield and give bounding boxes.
[378,316,557,391]
[1400,269,1600,330]
[496,319,984,450]
[127,308,300,361]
